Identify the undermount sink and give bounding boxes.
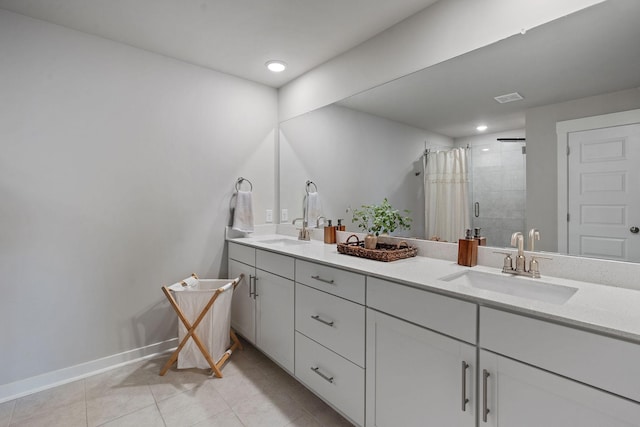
[439,270,578,305]
[259,238,309,246]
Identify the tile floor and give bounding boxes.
[0,340,353,427]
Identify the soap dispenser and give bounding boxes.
[457,229,478,267]
[324,219,337,244]
[336,219,346,232]
[474,227,487,246]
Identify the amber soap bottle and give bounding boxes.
[324,219,337,244]
[458,229,478,267]
[474,227,487,246]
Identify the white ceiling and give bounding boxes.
[0,0,439,87]
[338,0,640,138]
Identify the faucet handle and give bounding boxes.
[493,251,514,272]
[529,255,552,278]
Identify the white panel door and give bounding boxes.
[479,350,640,427]
[366,309,475,427]
[256,269,294,374]
[228,259,256,344]
[568,124,640,261]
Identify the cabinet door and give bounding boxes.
[479,350,640,427]
[228,259,256,344]
[256,269,294,373]
[366,309,475,427]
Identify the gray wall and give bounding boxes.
[279,104,453,239]
[526,88,640,252]
[0,10,277,391]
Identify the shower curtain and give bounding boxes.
[423,147,471,242]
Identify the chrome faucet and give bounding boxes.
[495,230,551,278]
[292,217,310,241]
[528,228,540,251]
[316,216,326,228]
[511,232,526,272]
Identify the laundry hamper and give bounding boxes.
[160,274,243,378]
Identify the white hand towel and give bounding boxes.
[306,191,322,228]
[232,190,254,233]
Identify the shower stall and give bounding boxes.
[468,138,526,248]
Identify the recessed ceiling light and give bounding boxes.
[482,148,490,152]
[266,60,286,73]
[476,125,488,132]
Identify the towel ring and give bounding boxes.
[306,180,317,194]
[235,177,253,192]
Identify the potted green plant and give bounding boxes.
[352,198,412,249]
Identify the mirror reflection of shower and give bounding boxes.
[456,130,526,248]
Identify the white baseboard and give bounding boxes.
[0,338,178,404]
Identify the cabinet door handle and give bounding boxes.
[482,369,490,423]
[461,361,470,412]
[310,366,334,383]
[249,275,258,299]
[311,275,335,285]
[311,315,335,327]
[249,275,255,298]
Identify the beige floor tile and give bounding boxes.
[305,402,354,427]
[232,391,306,427]
[287,385,330,416]
[11,381,85,424]
[5,342,353,427]
[9,400,86,427]
[98,404,164,427]
[288,387,353,427]
[157,381,231,427]
[210,369,269,409]
[86,384,155,427]
[85,362,153,396]
[192,409,245,427]
[0,401,15,427]
[147,366,211,403]
[284,413,323,427]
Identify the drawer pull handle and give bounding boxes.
[311,315,335,327]
[482,369,490,422]
[461,361,470,412]
[310,366,334,383]
[311,275,335,285]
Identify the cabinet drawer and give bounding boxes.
[480,307,640,402]
[368,276,477,344]
[295,260,365,304]
[256,249,294,280]
[295,332,365,426]
[228,242,255,266]
[296,284,365,367]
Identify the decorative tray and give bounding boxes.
[337,234,417,262]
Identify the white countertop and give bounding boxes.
[228,234,640,344]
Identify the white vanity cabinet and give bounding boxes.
[228,242,295,373]
[366,277,477,427]
[479,307,640,426]
[294,261,366,426]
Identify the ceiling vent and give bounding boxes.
[494,92,524,104]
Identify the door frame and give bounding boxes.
[556,108,640,253]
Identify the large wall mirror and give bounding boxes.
[279,0,640,261]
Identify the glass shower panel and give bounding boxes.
[470,141,526,248]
